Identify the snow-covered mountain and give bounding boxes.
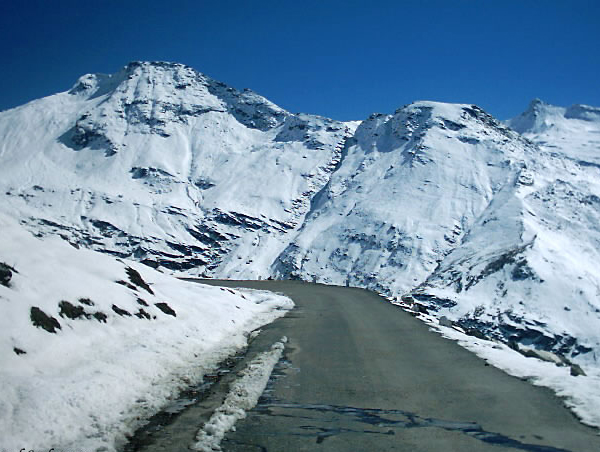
[411,99,600,365]
[274,98,600,367]
[273,102,533,292]
[1,61,599,370]
[0,61,353,276]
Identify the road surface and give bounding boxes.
[129,280,600,452]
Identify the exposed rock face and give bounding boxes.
[30,307,61,333]
[0,262,14,287]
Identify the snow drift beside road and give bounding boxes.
[193,337,287,452]
[0,213,293,451]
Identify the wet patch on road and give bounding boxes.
[223,354,573,452]
[123,351,247,452]
[248,401,572,451]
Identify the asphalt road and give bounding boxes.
[197,280,599,452]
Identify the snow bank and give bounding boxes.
[0,213,293,451]
[420,315,600,430]
[193,337,287,452]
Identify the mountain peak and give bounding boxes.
[528,97,546,109]
[63,61,291,148]
[2,63,600,391]
[68,61,212,100]
[125,60,190,70]
[508,98,600,136]
[507,99,565,134]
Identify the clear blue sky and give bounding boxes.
[1,0,598,120]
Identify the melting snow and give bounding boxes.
[193,337,287,452]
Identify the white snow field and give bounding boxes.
[0,213,293,451]
[0,61,599,432]
[508,98,600,165]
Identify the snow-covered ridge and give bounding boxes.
[0,61,352,276]
[0,213,292,451]
[403,100,600,369]
[271,98,598,369]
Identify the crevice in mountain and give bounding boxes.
[58,122,118,157]
[269,127,356,279]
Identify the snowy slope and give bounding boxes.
[0,61,352,277]
[273,102,534,294]
[410,100,600,367]
[0,213,292,451]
